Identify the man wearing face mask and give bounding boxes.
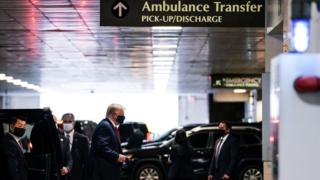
[1,116,28,180]
[208,121,239,180]
[62,113,89,180]
[51,115,73,180]
[89,103,126,180]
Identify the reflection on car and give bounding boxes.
[121,123,263,180]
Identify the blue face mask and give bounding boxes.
[116,115,125,124]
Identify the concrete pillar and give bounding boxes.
[264,0,289,179]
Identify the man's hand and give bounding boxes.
[117,154,126,163]
[60,167,69,176]
[222,174,230,179]
[208,175,213,180]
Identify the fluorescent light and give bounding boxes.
[291,19,310,52]
[153,74,170,79]
[5,76,14,82]
[233,89,247,93]
[152,44,177,49]
[153,61,173,66]
[0,72,44,92]
[0,73,6,80]
[11,79,22,85]
[153,66,172,70]
[19,81,29,87]
[24,84,36,89]
[152,26,182,30]
[153,69,172,73]
[153,50,176,55]
[153,57,175,61]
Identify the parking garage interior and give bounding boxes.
[1,0,320,180]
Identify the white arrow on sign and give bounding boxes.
[113,2,127,17]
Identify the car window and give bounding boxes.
[153,128,177,142]
[240,133,261,145]
[188,132,209,149]
[119,123,149,142]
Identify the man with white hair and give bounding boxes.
[89,103,127,180]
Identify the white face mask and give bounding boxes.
[63,123,74,132]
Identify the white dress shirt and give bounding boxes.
[216,134,230,156]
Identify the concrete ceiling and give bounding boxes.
[0,0,265,94]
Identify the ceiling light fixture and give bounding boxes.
[152,44,178,49]
[153,57,175,61]
[233,89,247,93]
[153,68,172,73]
[0,73,6,80]
[153,61,174,66]
[0,73,44,92]
[11,79,22,85]
[153,50,176,55]
[4,76,13,81]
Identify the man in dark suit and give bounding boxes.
[31,111,72,180]
[58,131,73,180]
[208,121,239,180]
[1,116,28,180]
[89,103,127,180]
[62,113,89,180]
[52,114,73,180]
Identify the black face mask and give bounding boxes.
[12,127,26,138]
[216,129,225,137]
[116,115,125,124]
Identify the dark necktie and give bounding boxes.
[115,127,120,139]
[18,140,24,151]
[66,134,72,151]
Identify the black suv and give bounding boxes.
[121,124,262,180]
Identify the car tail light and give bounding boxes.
[146,132,152,142]
[294,76,320,93]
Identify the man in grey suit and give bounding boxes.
[208,121,239,180]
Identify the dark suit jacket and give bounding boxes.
[59,133,73,180]
[30,114,63,178]
[209,134,239,180]
[1,133,28,180]
[168,143,194,180]
[69,132,89,180]
[89,118,122,180]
